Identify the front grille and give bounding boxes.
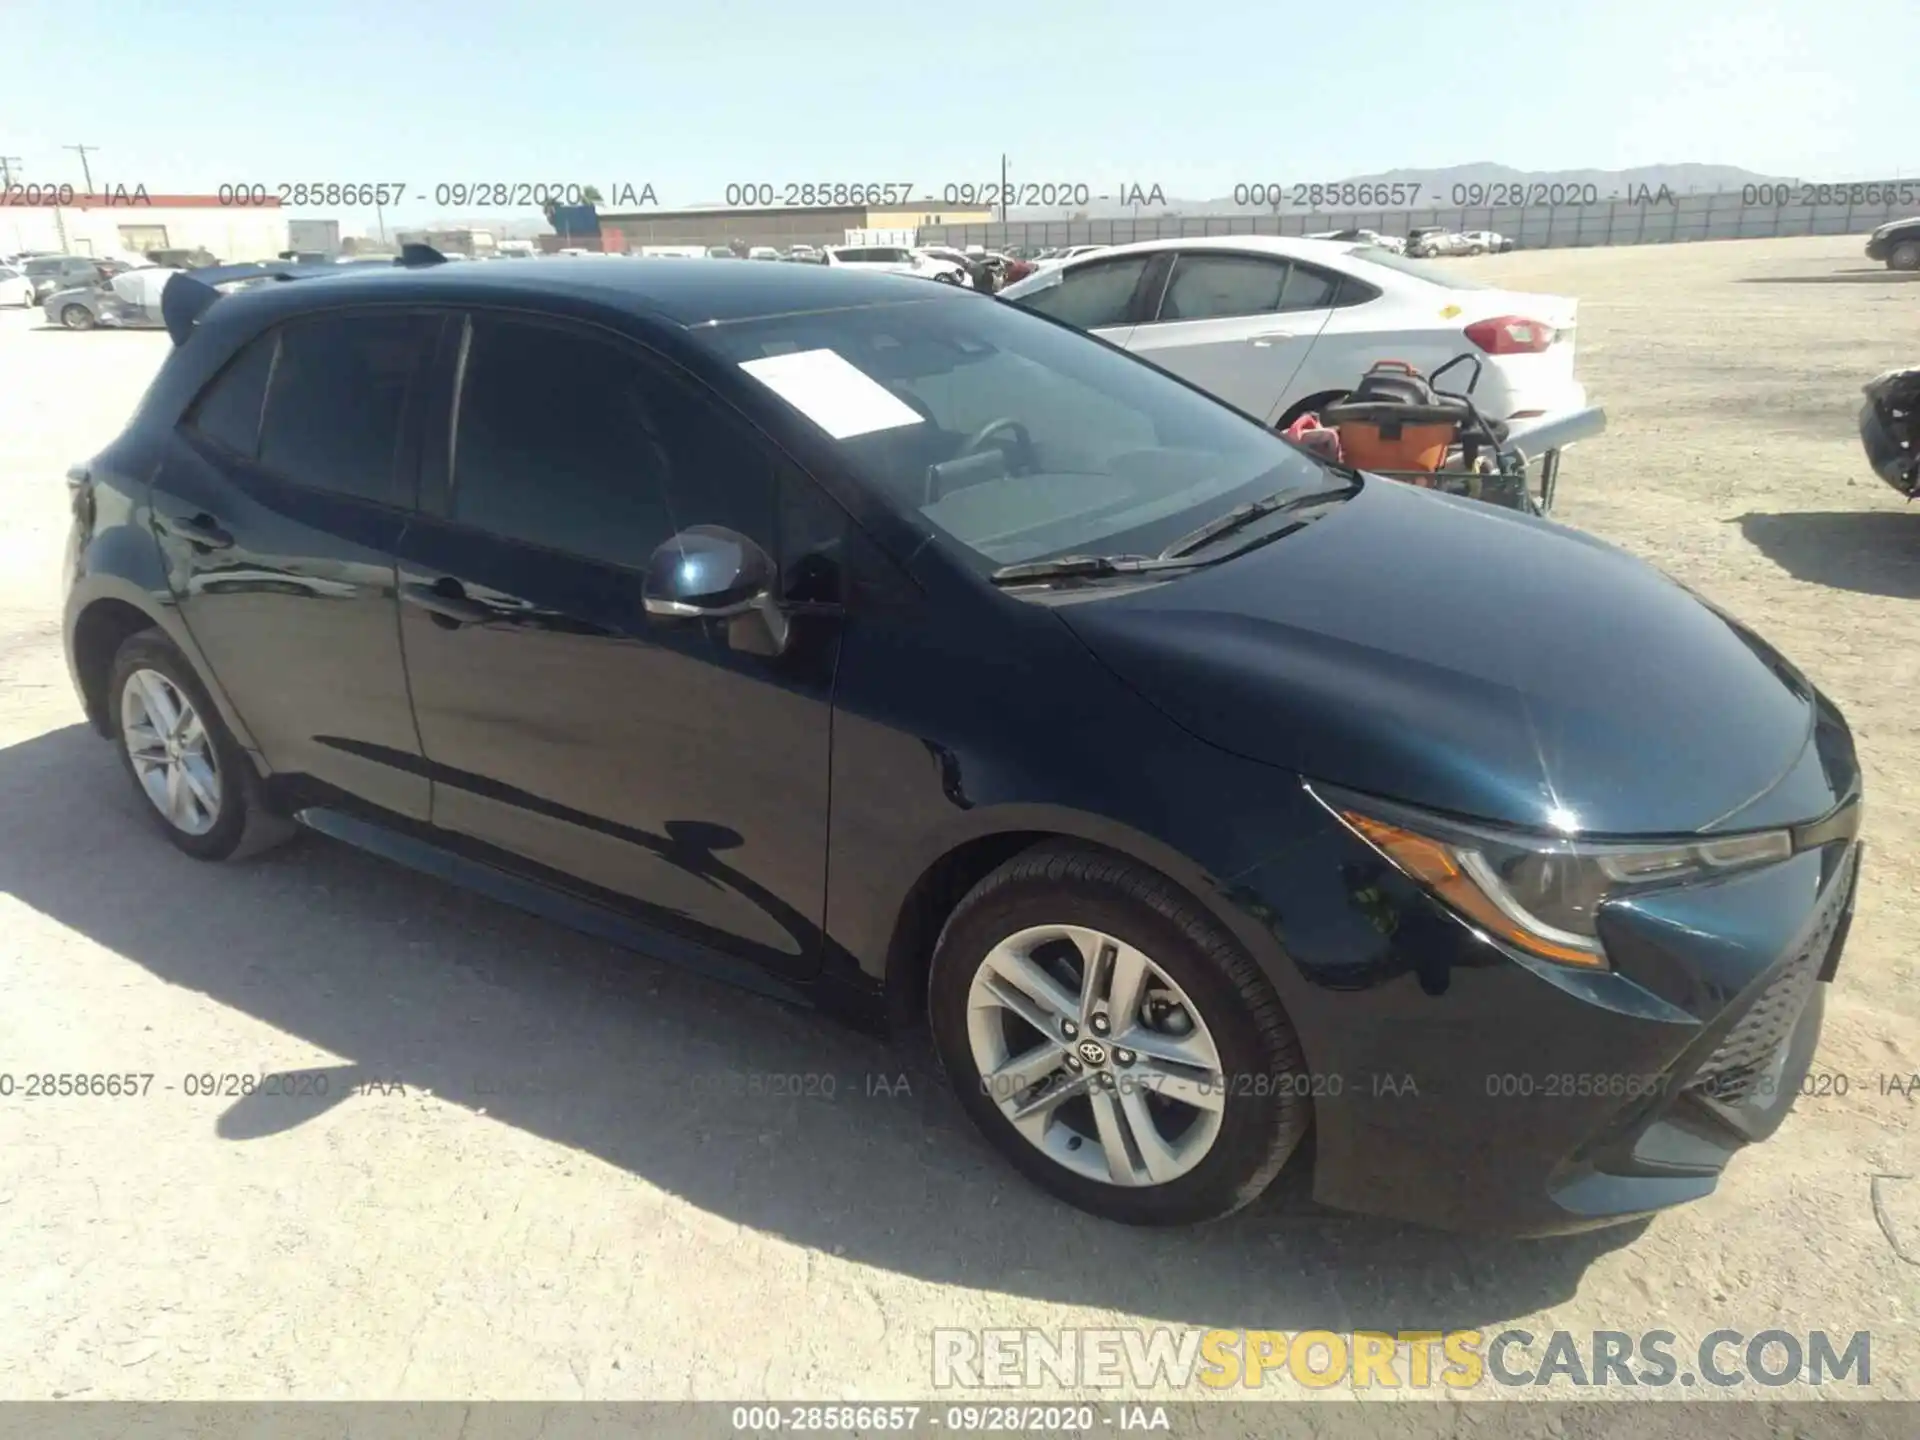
[1689,845,1857,1104]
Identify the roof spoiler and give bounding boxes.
[159,245,449,346]
[160,262,311,346]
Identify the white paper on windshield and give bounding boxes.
[738,348,926,439]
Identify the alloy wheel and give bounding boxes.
[965,924,1226,1187]
[120,667,222,835]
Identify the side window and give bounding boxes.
[1013,255,1152,330]
[184,333,277,458]
[450,315,779,572]
[1278,263,1341,311]
[1156,254,1291,321]
[1331,274,1381,308]
[258,312,431,503]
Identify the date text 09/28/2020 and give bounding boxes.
[215,182,659,208]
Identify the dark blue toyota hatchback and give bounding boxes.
[62,253,1862,1229]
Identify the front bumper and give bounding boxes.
[1228,804,1861,1234]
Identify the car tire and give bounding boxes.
[60,303,95,330]
[108,629,297,862]
[928,842,1311,1226]
[1890,241,1920,272]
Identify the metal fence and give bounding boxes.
[918,181,1920,252]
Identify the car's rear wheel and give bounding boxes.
[109,629,295,862]
[60,303,94,330]
[1890,241,1920,272]
[929,843,1311,1225]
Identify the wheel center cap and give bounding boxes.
[1076,1039,1108,1068]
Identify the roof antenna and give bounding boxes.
[397,242,448,267]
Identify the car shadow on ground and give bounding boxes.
[1737,270,1920,285]
[1736,510,1920,599]
[0,722,1647,1329]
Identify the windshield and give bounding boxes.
[691,292,1335,571]
[1344,245,1493,288]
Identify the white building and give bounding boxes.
[0,193,288,264]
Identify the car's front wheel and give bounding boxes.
[109,629,295,861]
[929,843,1311,1225]
[60,303,95,330]
[1890,240,1920,272]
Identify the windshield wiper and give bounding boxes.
[1156,479,1360,560]
[989,553,1200,586]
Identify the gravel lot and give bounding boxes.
[0,235,1915,1406]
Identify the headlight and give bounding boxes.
[1312,784,1792,969]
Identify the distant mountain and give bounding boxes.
[1008,163,1799,220]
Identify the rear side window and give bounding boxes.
[1157,254,1291,321]
[185,334,277,458]
[1278,263,1340,311]
[258,312,432,504]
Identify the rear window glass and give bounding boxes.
[186,334,277,458]
[1344,246,1493,289]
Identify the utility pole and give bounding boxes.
[999,152,1009,225]
[0,156,19,188]
[65,144,98,194]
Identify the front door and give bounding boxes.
[149,309,438,819]
[1007,251,1160,351]
[393,311,842,979]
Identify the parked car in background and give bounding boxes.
[1461,231,1514,254]
[145,248,219,270]
[823,244,967,284]
[783,245,823,263]
[1864,216,1920,271]
[705,246,737,259]
[41,263,184,331]
[61,255,1861,1232]
[1405,228,1474,258]
[999,235,1585,428]
[1308,228,1405,253]
[1859,366,1919,496]
[1034,244,1109,269]
[0,264,33,307]
[747,246,782,261]
[23,255,106,303]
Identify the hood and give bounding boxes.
[1057,479,1851,836]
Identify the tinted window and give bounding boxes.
[258,312,429,503]
[185,334,276,457]
[25,259,60,276]
[1158,254,1291,321]
[1278,263,1340,310]
[1013,254,1152,329]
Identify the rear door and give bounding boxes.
[392,311,842,980]
[1005,250,1160,349]
[148,308,439,819]
[1122,251,1341,421]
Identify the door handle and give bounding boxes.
[401,579,493,628]
[160,511,234,549]
[1249,330,1296,346]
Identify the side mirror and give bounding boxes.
[642,525,789,654]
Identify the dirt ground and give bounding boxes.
[0,235,1915,1405]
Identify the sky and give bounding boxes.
[3,0,1912,229]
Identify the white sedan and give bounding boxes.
[998,235,1585,426]
[0,264,33,307]
[822,244,967,284]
